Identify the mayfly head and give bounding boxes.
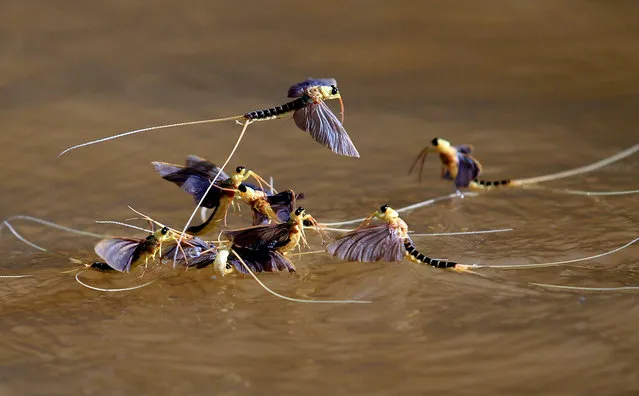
[431,137,453,153]
[375,204,399,222]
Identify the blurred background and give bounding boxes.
[1,1,638,394]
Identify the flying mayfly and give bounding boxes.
[58,78,359,158]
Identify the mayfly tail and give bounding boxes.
[173,119,253,267]
[2,220,48,252]
[410,228,514,237]
[2,215,108,239]
[529,282,639,292]
[95,220,152,233]
[472,236,639,269]
[58,115,245,157]
[244,98,306,121]
[546,188,639,197]
[403,240,458,269]
[513,142,639,185]
[1,217,99,278]
[231,250,371,304]
[75,270,156,292]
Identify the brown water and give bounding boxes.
[1,1,638,394]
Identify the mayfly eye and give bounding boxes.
[295,207,305,216]
[379,204,389,213]
[303,219,313,227]
[161,227,169,235]
[236,166,246,173]
[238,184,247,192]
[431,138,439,146]
[331,85,338,95]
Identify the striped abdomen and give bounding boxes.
[470,179,513,189]
[244,97,308,121]
[404,240,457,269]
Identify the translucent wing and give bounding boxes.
[162,237,217,268]
[94,238,143,272]
[230,248,296,273]
[293,102,360,157]
[455,153,481,188]
[184,155,229,180]
[456,144,474,155]
[287,78,337,98]
[224,224,291,251]
[266,190,301,222]
[152,160,224,208]
[327,224,406,262]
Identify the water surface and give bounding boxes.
[1,1,638,394]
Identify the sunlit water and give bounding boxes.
[1,1,638,394]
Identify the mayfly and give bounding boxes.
[152,155,271,235]
[93,226,175,273]
[410,138,639,195]
[327,204,469,270]
[409,138,514,192]
[59,78,359,158]
[92,207,199,273]
[237,183,303,225]
[213,206,320,276]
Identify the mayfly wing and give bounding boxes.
[456,144,474,155]
[455,153,481,188]
[162,237,213,266]
[230,248,295,273]
[266,251,296,272]
[293,102,360,158]
[287,78,338,98]
[327,225,405,262]
[94,238,143,272]
[185,155,230,180]
[152,160,224,209]
[224,223,290,251]
[266,190,298,222]
[229,247,265,273]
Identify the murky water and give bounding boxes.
[1,1,638,394]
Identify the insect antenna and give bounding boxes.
[230,249,371,304]
[57,115,244,157]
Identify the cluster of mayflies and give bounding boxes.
[2,78,639,298]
